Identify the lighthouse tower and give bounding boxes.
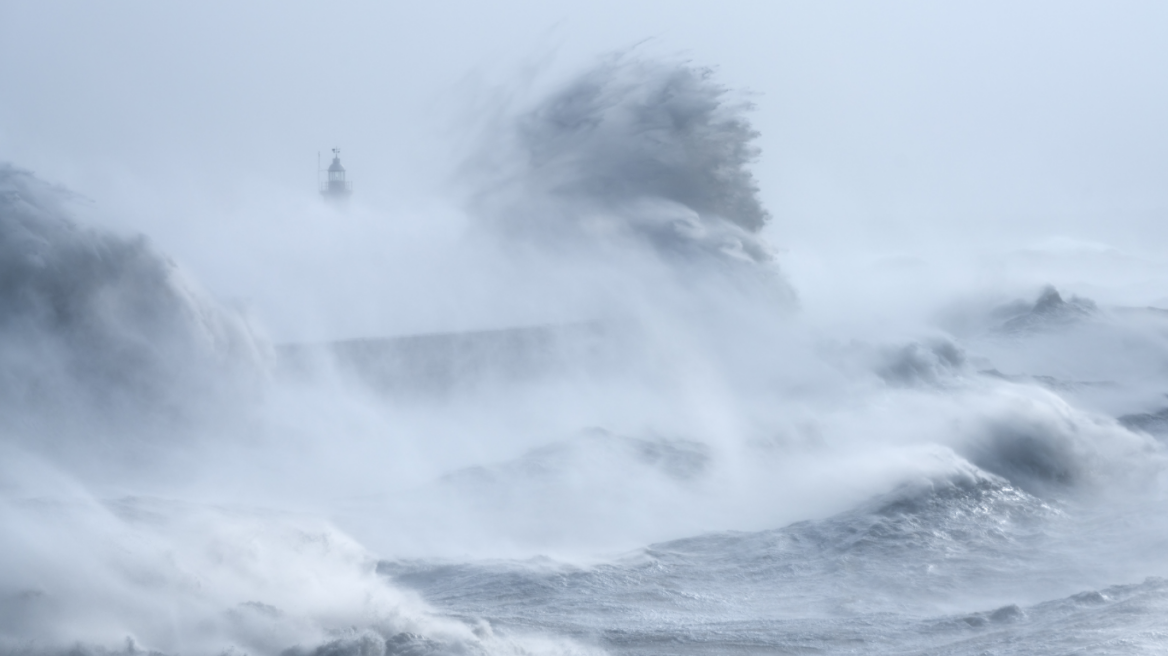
[320,148,352,202]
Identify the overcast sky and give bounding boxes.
[3,1,1167,334]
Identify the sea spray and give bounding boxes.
[4,53,1168,656]
[464,56,793,305]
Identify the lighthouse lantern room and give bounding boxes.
[320,148,352,202]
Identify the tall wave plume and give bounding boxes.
[465,55,793,301]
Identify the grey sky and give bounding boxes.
[2,1,1167,335]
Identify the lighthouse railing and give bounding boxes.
[320,181,353,193]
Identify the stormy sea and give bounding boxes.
[4,57,1168,655]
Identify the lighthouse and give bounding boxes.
[320,148,352,202]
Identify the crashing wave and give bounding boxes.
[464,55,794,303]
[994,286,1097,335]
[0,164,268,432]
[0,494,600,656]
[380,466,1062,631]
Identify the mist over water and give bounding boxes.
[4,48,1168,656]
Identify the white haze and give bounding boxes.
[2,3,1168,655]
